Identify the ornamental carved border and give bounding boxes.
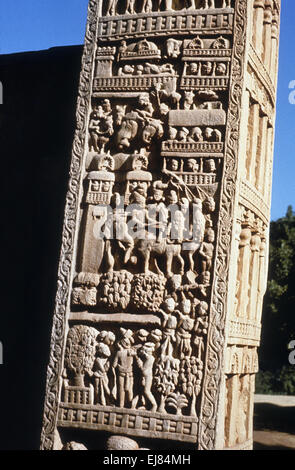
[198,0,247,450]
[40,0,100,450]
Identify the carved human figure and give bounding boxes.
[106,193,134,266]
[118,65,135,76]
[201,0,215,8]
[93,342,112,406]
[193,301,209,360]
[199,228,215,273]
[132,342,157,412]
[201,61,213,75]
[190,127,203,142]
[112,329,136,408]
[89,100,114,153]
[147,182,169,242]
[169,159,179,172]
[198,270,211,298]
[175,298,194,359]
[135,93,154,120]
[106,0,117,16]
[178,127,190,142]
[144,63,175,76]
[204,159,217,173]
[142,0,153,13]
[204,127,222,142]
[159,297,178,358]
[183,91,195,111]
[186,0,196,9]
[187,159,199,173]
[126,0,136,14]
[168,127,178,141]
[216,63,227,76]
[189,63,199,75]
[157,0,173,11]
[167,39,182,58]
[182,198,205,272]
[153,80,181,111]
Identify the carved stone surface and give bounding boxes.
[41,0,280,451]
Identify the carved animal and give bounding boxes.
[116,113,163,149]
[136,238,185,278]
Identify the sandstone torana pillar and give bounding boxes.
[41,0,280,451]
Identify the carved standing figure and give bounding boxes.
[93,342,112,406]
[106,0,117,16]
[201,0,215,9]
[132,343,157,412]
[112,329,136,408]
[126,0,136,14]
[157,0,173,11]
[142,0,153,13]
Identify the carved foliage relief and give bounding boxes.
[41,0,250,450]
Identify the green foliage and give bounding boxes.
[257,206,295,393]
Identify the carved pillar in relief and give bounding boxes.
[255,114,268,192]
[271,12,279,83]
[236,227,252,318]
[252,0,265,56]
[263,0,273,71]
[40,0,280,452]
[247,232,261,321]
[246,101,260,183]
[255,235,267,323]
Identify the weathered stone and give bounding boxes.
[41,0,281,451]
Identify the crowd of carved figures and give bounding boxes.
[105,0,232,16]
[64,303,208,416]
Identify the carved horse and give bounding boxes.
[135,238,185,278]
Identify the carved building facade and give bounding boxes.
[41,0,280,451]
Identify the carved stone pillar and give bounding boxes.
[255,114,268,192]
[247,233,261,321]
[40,0,280,451]
[252,0,265,56]
[263,1,273,71]
[271,13,279,82]
[246,102,260,184]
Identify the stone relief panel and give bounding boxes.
[41,0,273,451]
[65,10,232,442]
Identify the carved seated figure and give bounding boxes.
[190,126,204,142]
[204,127,222,142]
[187,159,199,172]
[216,63,227,76]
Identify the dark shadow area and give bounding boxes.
[253,442,295,451]
[0,45,83,450]
[254,403,295,435]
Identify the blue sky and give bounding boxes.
[0,0,294,221]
